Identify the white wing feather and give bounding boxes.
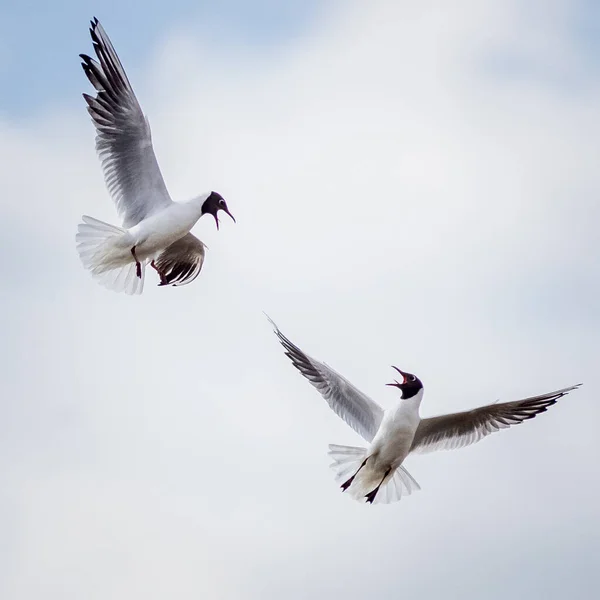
[269,318,384,442]
[80,18,172,227]
[410,384,581,454]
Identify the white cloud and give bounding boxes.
[1,1,598,598]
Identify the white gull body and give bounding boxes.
[269,319,581,505]
[75,18,232,294]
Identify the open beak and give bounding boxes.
[386,365,408,388]
[223,207,236,224]
[213,214,220,230]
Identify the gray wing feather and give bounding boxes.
[153,233,206,287]
[268,318,384,442]
[80,18,171,227]
[410,384,581,454]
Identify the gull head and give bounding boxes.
[201,191,236,230]
[386,366,423,399]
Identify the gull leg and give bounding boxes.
[341,457,369,492]
[131,246,142,278]
[150,260,169,286]
[365,467,392,504]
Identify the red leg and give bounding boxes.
[365,467,391,504]
[341,457,369,492]
[131,246,142,278]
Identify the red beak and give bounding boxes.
[223,207,236,223]
[386,365,408,388]
[215,207,235,230]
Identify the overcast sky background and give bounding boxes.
[1,0,599,598]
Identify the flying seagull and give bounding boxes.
[268,318,581,505]
[75,18,235,295]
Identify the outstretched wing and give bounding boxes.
[80,18,172,227]
[410,384,581,454]
[268,318,385,442]
[153,233,206,287]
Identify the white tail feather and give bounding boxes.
[328,444,420,505]
[329,444,366,479]
[76,215,145,295]
[370,464,421,505]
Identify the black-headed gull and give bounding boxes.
[75,18,235,295]
[268,319,581,505]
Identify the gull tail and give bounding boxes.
[328,444,421,505]
[76,215,146,295]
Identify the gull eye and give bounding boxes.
[409,375,416,382]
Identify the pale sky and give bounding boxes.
[1,1,599,598]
